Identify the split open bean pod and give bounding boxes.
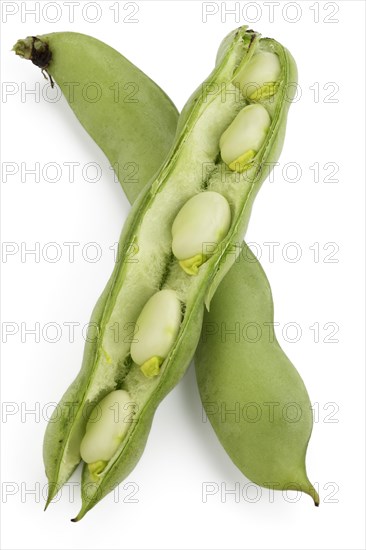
[14,26,318,518]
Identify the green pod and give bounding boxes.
[65,25,298,519]
[15,26,317,518]
[13,32,178,202]
[195,245,319,505]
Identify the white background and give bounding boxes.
[1,1,365,549]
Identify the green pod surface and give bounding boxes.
[65,25,298,520]
[195,246,319,505]
[13,32,178,202]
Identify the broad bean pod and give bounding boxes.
[15,26,318,517]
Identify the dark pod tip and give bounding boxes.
[13,36,52,69]
[308,483,320,507]
[313,491,320,507]
[71,509,86,522]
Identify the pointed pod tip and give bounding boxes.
[71,508,86,523]
[307,482,320,507]
[313,489,320,507]
[44,494,53,511]
[44,487,56,511]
